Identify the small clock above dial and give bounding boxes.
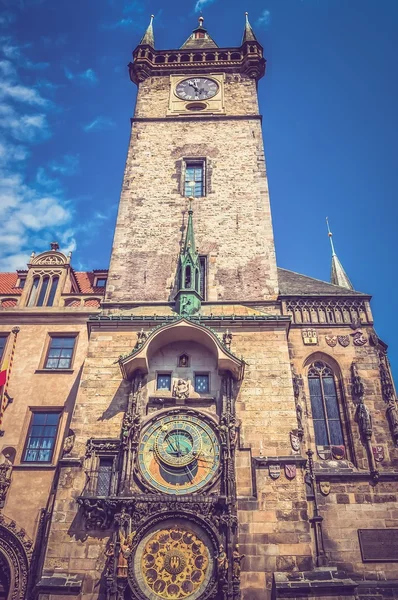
[176,77,219,101]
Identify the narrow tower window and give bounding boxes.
[308,361,344,447]
[28,276,40,306]
[184,161,205,197]
[199,256,207,300]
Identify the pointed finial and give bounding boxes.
[242,11,257,43]
[140,14,155,47]
[326,217,336,256]
[326,218,354,290]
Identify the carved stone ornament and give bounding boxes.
[325,335,337,347]
[232,545,245,582]
[62,429,75,455]
[290,431,300,452]
[172,378,190,400]
[316,445,332,461]
[222,330,232,351]
[302,328,317,345]
[356,401,372,440]
[331,445,345,460]
[372,446,385,463]
[0,459,12,508]
[338,335,350,347]
[77,498,111,530]
[351,362,364,400]
[319,481,331,496]
[284,464,296,480]
[352,331,367,346]
[269,464,280,480]
[0,514,33,600]
[369,329,379,347]
[350,315,362,330]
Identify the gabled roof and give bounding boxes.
[277,267,368,297]
[72,272,108,294]
[0,273,23,295]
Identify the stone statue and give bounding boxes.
[232,545,245,581]
[117,530,136,578]
[62,429,75,455]
[173,379,190,400]
[217,544,228,580]
[357,401,372,439]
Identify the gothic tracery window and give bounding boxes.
[308,361,344,447]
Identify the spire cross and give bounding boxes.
[326,217,336,256]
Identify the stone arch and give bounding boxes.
[0,515,32,600]
[303,351,343,381]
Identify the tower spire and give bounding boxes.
[175,199,202,316]
[140,14,155,47]
[326,218,353,290]
[242,12,257,43]
[180,16,218,49]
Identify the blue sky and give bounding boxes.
[1,0,397,377]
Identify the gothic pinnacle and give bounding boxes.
[242,11,257,43]
[326,217,354,290]
[140,14,155,47]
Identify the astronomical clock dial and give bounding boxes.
[175,77,219,101]
[138,413,220,494]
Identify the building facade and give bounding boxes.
[0,15,398,600]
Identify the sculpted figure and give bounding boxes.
[217,544,228,579]
[117,530,136,578]
[173,379,189,400]
[232,545,245,581]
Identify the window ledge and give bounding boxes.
[35,368,74,374]
[13,463,56,470]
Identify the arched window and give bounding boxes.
[36,276,49,306]
[308,361,344,447]
[46,276,59,306]
[28,276,40,306]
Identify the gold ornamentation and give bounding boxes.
[142,527,209,598]
[302,328,317,345]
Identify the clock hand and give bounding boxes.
[185,464,194,482]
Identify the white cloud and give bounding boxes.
[0,35,77,271]
[64,67,98,85]
[0,81,49,105]
[0,59,17,78]
[194,0,215,13]
[83,116,116,133]
[49,154,79,176]
[0,108,50,142]
[256,9,271,28]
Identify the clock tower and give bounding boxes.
[106,14,278,306]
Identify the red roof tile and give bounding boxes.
[0,273,23,295]
[74,272,107,295]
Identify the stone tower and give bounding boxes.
[1,13,397,600]
[106,14,278,305]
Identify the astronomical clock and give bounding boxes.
[87,317,245,600]
[137,411,221,495]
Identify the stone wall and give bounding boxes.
[106,72,278,304]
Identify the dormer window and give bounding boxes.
[95,277,107,288]
[17,277,26,289]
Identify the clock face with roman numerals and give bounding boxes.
[176,77,219,101]
[138,412,220,494]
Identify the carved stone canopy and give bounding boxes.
[30,250,69,267]
[119,319,244,381]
